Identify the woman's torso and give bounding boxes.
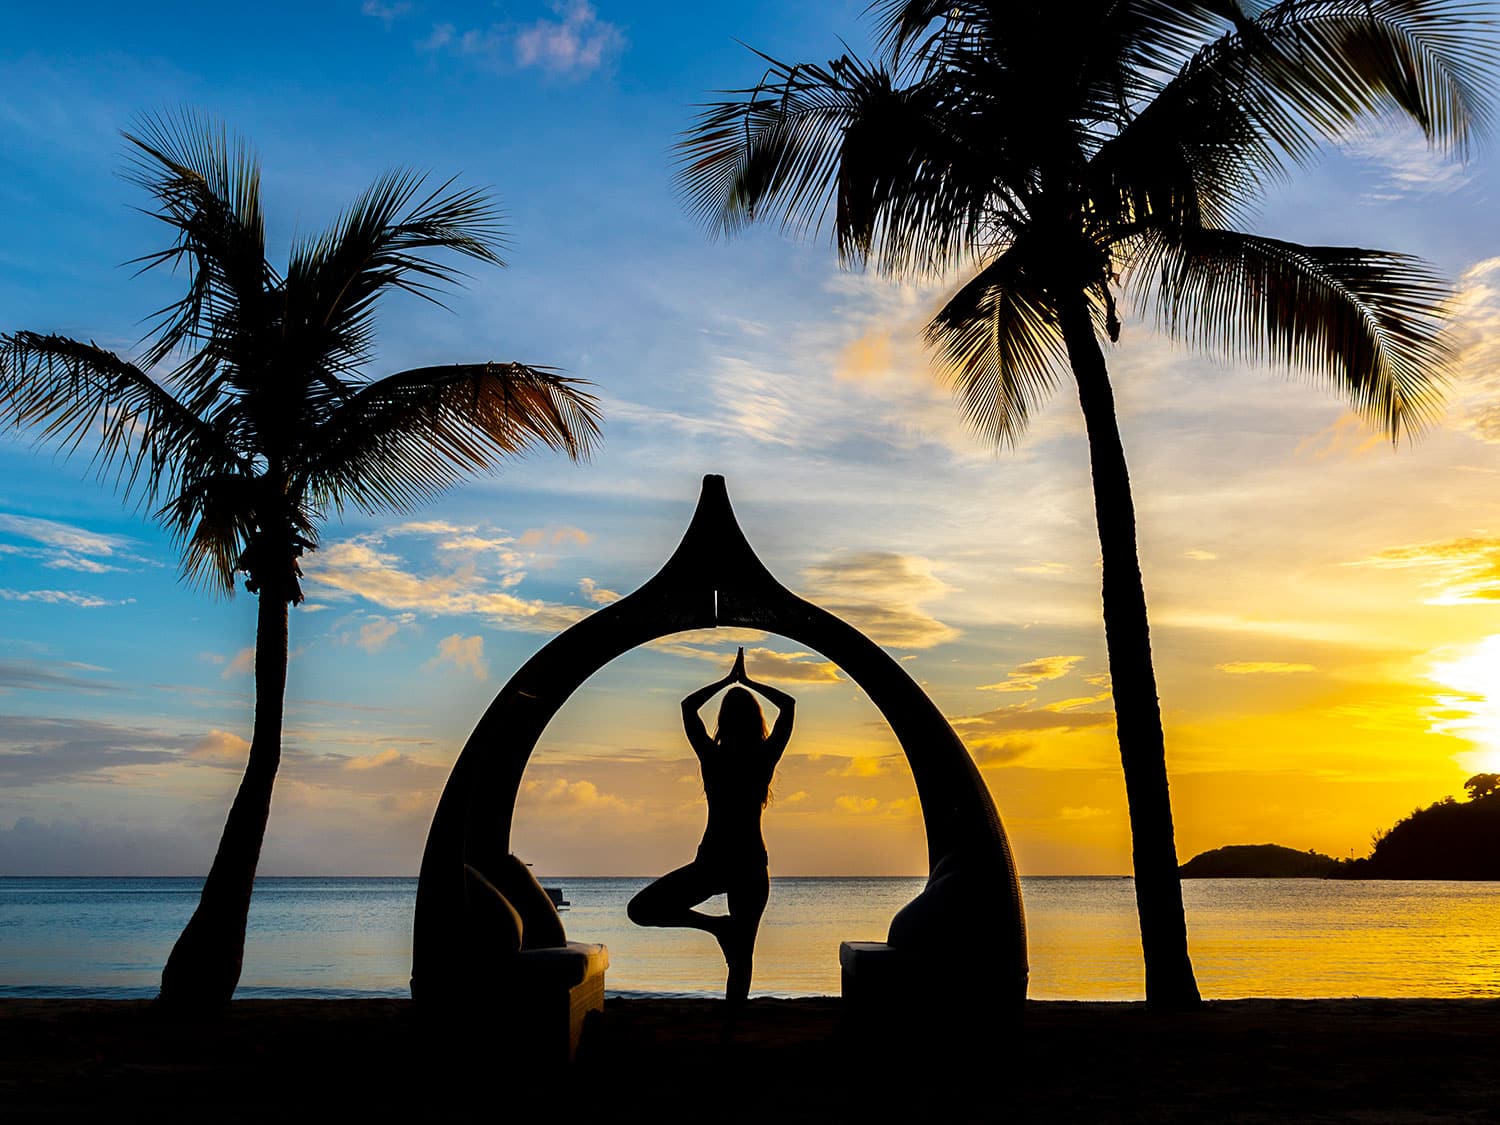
[697,741,774,867]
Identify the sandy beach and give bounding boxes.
[5,996,1500,1122]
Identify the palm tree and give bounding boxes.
[678,0,1491,1008]
[0,112,601,1014]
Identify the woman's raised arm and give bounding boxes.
[731,648,795,761]
[682,663,735,755]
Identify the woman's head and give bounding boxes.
[714,686,767,745]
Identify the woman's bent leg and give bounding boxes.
[627,862,725,935]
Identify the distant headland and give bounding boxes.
[1179,843,1344,878]
[1181,774,1500,879]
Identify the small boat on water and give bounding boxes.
[524,860,569,908]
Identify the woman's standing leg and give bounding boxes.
[723,869,770,1010]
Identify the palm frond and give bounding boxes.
[680,49,1008,275]
[830,60,1004,274]
[0,332,247,506]
[1139,228,1452,438]
[122,110,271,376]
[869,0,988,65]
[1092,62,1277,234]
[1174,0,1495,170]
[678,52,870,243]
[282,171,506,407]
[156,472,262,594]
[304,363,601,513]
[924,249,1068,447]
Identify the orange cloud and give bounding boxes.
[518,526,591,548]
[1357,536,1500,604]
[799,552,959,650]
[222,648,255,679]
[186,730,250,764]
[979,654,1083,693]
[427,634,488,680]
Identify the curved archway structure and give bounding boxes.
[413,476,1026,1004]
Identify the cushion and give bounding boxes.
[485,854,568,949]
[887,851,977,951]
[463,863,523,956]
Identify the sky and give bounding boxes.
[3,1,1500,878]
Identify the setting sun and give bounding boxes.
[1429,633,1500,774]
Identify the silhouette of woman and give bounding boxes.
[627,647,794,1010]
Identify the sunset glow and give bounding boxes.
[1429,634,1500,774]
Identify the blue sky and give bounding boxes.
[5,1,1500,877]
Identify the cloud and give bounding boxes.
[745,648,841,684]
[0,715,183,786]
[831,794,920,818]
[1044,692,1114,711]
[830,755,895,778]
[1184,549,1217,561]
[0,513,134,557]
[186,729,250,765]
[1340,123,1472,200]
[578,578,621,604]
[357,617,402,652]
[799,552,959,650]
[968,739,1035,766]
[222,647,255,679]
[419,24,454,50]
[979,654,1083,693]
[1017,562,1071,576]
[1216,661,1316,675]
[1445,258,1500,444]
[361,0,410,23]
[389,520,470,536]
[834,330,895,382]
[418,2,624,77]
[953,702,1115,735]
[519,526,591,548]
[520,776,634,812]
[0,658,115,694]
[1355,536,1500,604]
[44,556,124,574]
[438,534,521,558]
[427,634,489,680]
[1059,805,1106,821]
[643,637,841,684]
[304,533,589,634]
[344,748,404,771]
[514,1,624,73]
[0,589,134,608]
[0,513,154,576]
[0,817,212,876]
[950,701,1114,765]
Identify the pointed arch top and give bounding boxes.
[413,476,1026,1002]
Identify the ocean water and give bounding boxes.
[3,876,1499,1000]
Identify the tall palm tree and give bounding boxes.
[678,0,1491,1008]
[0,112,601,1014]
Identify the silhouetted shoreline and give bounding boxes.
[1183,788,1500,880]
[5,997,1500,1121]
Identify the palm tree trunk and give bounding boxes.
[1059,292,1201,1011]
[157,590,288,1014]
